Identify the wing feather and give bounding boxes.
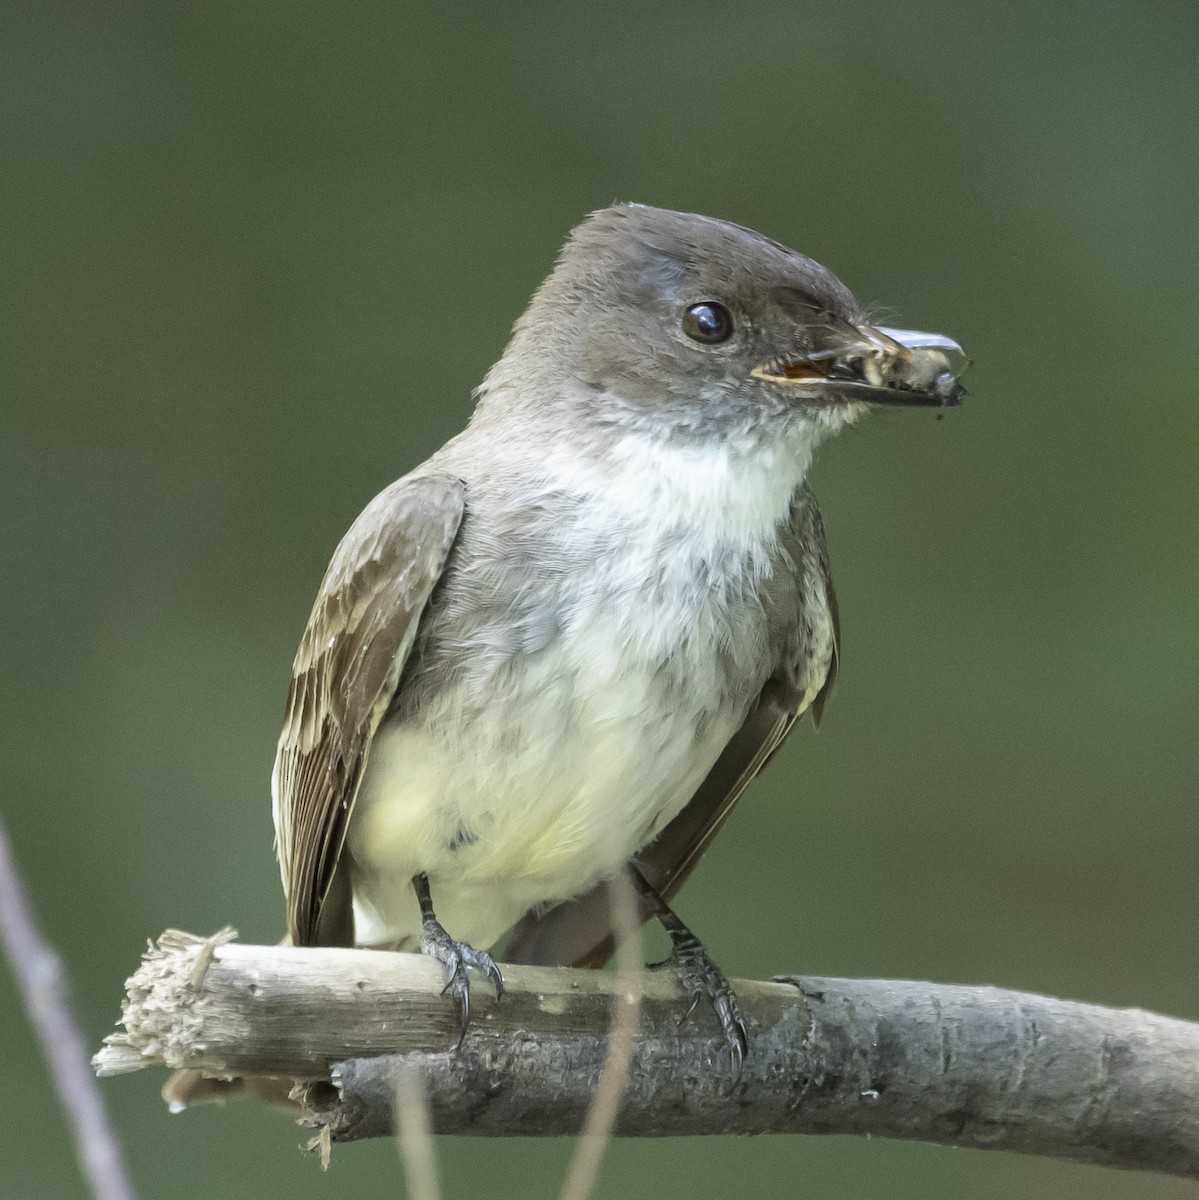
[272,472,465,946]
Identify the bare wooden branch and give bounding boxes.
[95,930,1199,1182]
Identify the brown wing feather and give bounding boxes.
[504,515,840,970]
[272,472,465,947]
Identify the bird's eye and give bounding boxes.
[682,302,734,345]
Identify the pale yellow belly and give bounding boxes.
[346,654,747,949]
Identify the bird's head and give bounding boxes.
[485,203,965,447]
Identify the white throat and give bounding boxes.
[533,416,824,552]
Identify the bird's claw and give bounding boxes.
[419,922,503,1048]
[668,937,748,1082]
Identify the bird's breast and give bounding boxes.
[348,434,821,947]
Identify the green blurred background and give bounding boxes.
[3,2,1197,1197]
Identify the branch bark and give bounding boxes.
[95,930,1199,1182]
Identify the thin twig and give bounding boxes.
[0,813,138,1200]
[394,1060,441,1200]
[558,872,643,1200]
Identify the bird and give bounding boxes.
[270,202,965,1071]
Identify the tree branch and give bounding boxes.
[95,930,1199,1181]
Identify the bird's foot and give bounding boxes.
[659,928,748,1079]
[418,918,503,1047]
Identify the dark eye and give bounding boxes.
[682,302,733,344]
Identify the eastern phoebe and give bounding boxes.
[272,203,964,1067]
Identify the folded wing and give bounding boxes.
[272,473,465,947]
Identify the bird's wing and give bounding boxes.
[272,472,465,947]
[503,511,839,969]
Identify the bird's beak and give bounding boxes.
[752,321,967,408]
